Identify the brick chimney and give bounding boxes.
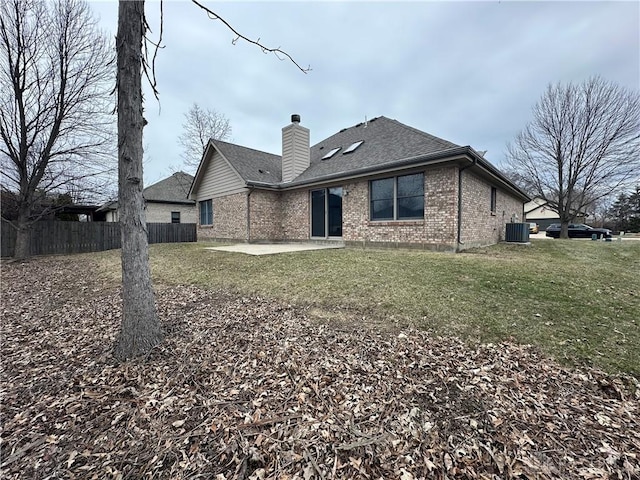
[281,114,310,182]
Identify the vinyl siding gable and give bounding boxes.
[194,149,247,201]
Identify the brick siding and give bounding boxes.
[281,190,309,240]
[197,192,247,241]
[341,166,458,250]
[196,166,524,251]
[458,170,524,250]
[249,190,282,241]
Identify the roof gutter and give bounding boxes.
[246,147,473,191]
[470,153,530,202]
[145,199,196,205]
[457,157,476,250]
[244,147,530,202]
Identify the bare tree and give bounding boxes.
[113,0,162,360]
[506,77,640,238]
[0,0,115,259]
[178,103,231,171]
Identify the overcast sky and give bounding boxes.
[90,0,640,185]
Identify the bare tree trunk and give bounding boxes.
[558,204,570,239]
[114,0,162,360]
[14,211,30,260]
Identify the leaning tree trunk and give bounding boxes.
[113,0,162,360]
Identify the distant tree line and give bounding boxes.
[608,187,640,233]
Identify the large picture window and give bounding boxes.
[370,173,424,221]
[199,199,213,225]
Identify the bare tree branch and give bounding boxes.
[191,0,310,74]
[141,0,164,100]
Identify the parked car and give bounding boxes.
[545,223,612,239]
[529,222,539,234]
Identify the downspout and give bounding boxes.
[246,186,254,243]
[456,158,476,251]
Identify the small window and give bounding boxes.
[171,211,180,224]
[199,199,213,225]
[343,140,364,154]
[321,147,341,160]
[490,187,497,215]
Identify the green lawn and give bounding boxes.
[96,239,640,376]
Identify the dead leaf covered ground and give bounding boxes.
[1,256,639,479]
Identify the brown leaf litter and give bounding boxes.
[1,256,638,479]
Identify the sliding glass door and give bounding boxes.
[311,189,326,237]
[311,187,342,238]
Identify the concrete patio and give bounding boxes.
[204,242,344,256]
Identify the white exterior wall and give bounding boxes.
[524,198,558,220]
[525,204,559,220]
[103,204,196,223]
[145,203,196,223]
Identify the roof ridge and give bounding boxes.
[387,118,459,148]
[311,116,458,150]
[172,171,193,178]
[311,115,384,149]
[213,139,281,159]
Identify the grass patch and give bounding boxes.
[94,240,640,376]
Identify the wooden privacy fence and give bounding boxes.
[1,220,196,257]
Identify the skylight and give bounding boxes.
[343,140,364,154]
[321,147,341,160]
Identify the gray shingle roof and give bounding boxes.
[143,171,194,203]
[198,116,526,200]
[213,141,282,184]
[216,116,460,186]
[298,116,459,183]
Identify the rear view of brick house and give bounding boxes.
[188,115,528,251]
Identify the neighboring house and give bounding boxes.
[188,115,529,251]
[98,200,119,222]
[524,197,587,230]
[98,171,196,223]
